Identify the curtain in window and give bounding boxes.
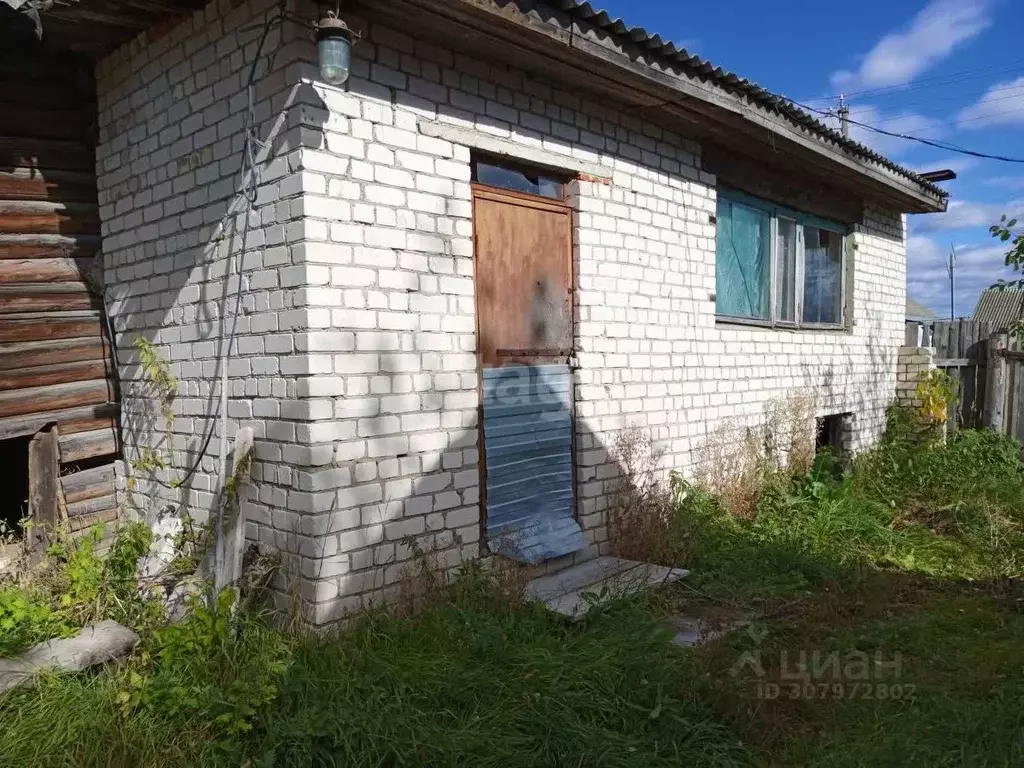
[775,218,797,322]
[803,227,843,324]
[716,199,770,319]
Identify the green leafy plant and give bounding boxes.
[131,589,290,739]
[0,587,74,657]
[133,337,177,431]
[56,527,106,610]
[915,369,959,425]
[130,448,166,475]
[990,214,1024,337]
[128,337,181,497]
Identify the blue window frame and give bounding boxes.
[715,189,848,328]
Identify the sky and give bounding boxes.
[595,0,1024,318]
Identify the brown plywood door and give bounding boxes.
[472,186,572,367]
[473,183,583,563]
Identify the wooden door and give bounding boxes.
[472,184,584,563]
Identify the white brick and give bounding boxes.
[97,11,907,622]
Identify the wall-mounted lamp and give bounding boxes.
[316,10,358,86]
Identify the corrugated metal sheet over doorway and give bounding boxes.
[472,170,583,562]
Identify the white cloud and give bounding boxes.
[955,76,1024,128]
[907,235,1018,317]
[831,0,990,92]
[911,198,1024,233]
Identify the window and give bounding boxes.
[715,190,848,328]
[472,159,565,200]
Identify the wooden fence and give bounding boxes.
[905,319,1024,443]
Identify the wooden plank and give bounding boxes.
[54,412,118,438]
[933,322,951,359]
[959,361,979,428]
[68,507,118,534]
[0,258,97,283]
[0,105,92,142]
[61,464,116,505]
[985,333,1010,433]
[0,80,91,111]
[966,321,988,361]
[0,403,118,441]
[27,427,60,561]
[0,204,99,237]
[0,137,94,173]
[0,169,97,203]
[1013,360,1024,445]
[934,358,973,367]
[0,379,115,419]
[958,319,973,361]
[66,494,117,519]
[0,291,99,314]
[948,365,962,429]
[0,55,93,90]
[215,427,254,593]
[0,337,110,370]
[904,322,920,346]
[0,315,103,343]
[58,426,119,463]
[0,360,112,392]
[0,237,100,260]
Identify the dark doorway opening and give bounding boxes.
[0,436,31,537]
[816,413,852,458]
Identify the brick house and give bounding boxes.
[0,0,948,623]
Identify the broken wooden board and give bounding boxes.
[213,427,254,593]
[526,556,688,619]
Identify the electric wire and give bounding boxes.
[787,99,1024,164]
[176,7,284,493]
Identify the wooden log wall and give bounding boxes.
[0,48,120,542]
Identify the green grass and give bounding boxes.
[2,414,1023,767]
[0,572,747,768]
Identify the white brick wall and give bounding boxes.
[96,2,909,625]
[896,346,937,408]
[95,0,325,593]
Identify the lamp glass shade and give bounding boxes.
[318,33,351,85]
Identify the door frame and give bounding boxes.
[470,177,578,555]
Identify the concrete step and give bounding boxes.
[526,555,688,619]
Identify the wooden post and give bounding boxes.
[27,426,61,563]
[905,322,919,346]
[985,332,1010,434]
[214,427,254,594]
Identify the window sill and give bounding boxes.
[715,316,851,334]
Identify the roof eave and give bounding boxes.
[374,0,948,214]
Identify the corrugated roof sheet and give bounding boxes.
[972,289,1024,330]
[554,0,946,200]
[906,297,936,321]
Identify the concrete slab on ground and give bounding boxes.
[526,555,688,619]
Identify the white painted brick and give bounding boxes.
[97,10,907,624]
